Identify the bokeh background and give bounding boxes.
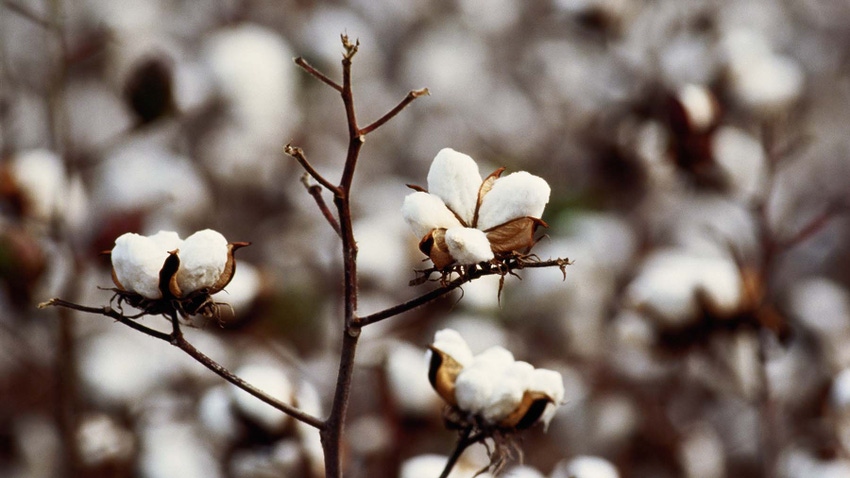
[3,0,850,477]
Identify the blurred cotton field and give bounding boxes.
[3,0,850,477]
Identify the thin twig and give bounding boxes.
[2,0,54,28]
[285,144,340,194]
[439,427,476,478]
[302,174,342,237]
[355,257,570,328]
[294,57,343,92]
[360,88,430,136]
[39,299,325,430]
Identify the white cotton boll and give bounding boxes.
[402,192,462,239]
[229,364,293,433]
[625,250,743,327]
[677,84,717,132]
[218,261,261,313]
[831,369,850,409]
[712,127,768,201]
[477,172,550,230]
[386,343,441,416]
[788,278,850,337]
[112,231,180,299]
[455,364,497,416]
[10,149,66,221]
[445,227,494,265]
[529,368,565,428]
[503,465,546,478]
[431,329,475,367]
[139,421,221,478]
[473,346,516,368]
[400,455,450,478]
[427,148,483,224]
[481,361,533,423]
[78,414,135,467]
[552,455,620,478]
[175,229,228,295]
[197,385,240,443]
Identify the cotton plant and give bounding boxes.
[427,329,565,474]
[40,35,569,478]
[108,229,249,318]
[402,148,551,270]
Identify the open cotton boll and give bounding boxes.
[477,172,550,230]
[229,363,293,433]
[480,361,534,423]
[529,368,565,427]
[112,231,181,299]
[175,229,228,295]
[402,192,462,239]
[445,227,494,264]
[427,148,483,224]
[455,364,497,416]
[431,328,474,367]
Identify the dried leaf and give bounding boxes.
[486,217,547,254]
[498,391,552,430]
[428,346,464,406]
[472,167,505,227]
[420,229,455,269]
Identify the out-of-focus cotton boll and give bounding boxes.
[229,363,293,433]
[65,80,133,151]
[385,342,441,416]
[138,420,221,478]
[229,439,303,478]
[677,84,719,132]
[551,455,620,478]
[626,249,743,328]
[77,414,135,467]
[723,29,804,115]
[457,0,520,34]
[561,212,638,276]
[197,385,240,443]
[400,454,494,478]
[291,380,324,478]
[217,261,262,314]
[712,126,768,202]
[94,141,211,229]
[832,369,850,409]
[402,25,491,108]
[9,149,65,221]
[84,0,165,32]
[779,448,850,478]
[202,24,298,186]
[659,36,721,88]
[679,423,725,478]
[657,194,759,258]
[355,214,409,290]
[441,314,510,355]
[788,277,850,338]
[503,465,545,478]
[81,329,177,406]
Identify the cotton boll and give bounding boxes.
[712,127,768,201]
[111,231,180,299]
[400,455,450,478]
[679,424,725,478]
[455,364,497,416]
[431,329,474,368]
[788,277,850,338]
[401,192,462,239]
[229,364,293,433]
[529,368,565,427]
[175,229,228,295]
[625,249,743,327]
[552,455,620,478]
[477,172,551,230]
[77,414,135,467]
[138,420,221,478]
[386,342,441,416]
[480,361,533,423]
[427,148,483,224]
[445,227,494,265]
[197,385,240,443]
[9,149,66,221]
[503,465,546,478]
[677,84,719,132]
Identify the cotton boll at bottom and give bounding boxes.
[229,364,293,433]
[400,454,494,478]
[454,364,496,416]
[139,420,221,478]
[551,455,620,478]
[77,414,135,468]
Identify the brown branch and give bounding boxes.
[439,427,481,478]
[285,144,339,194]
[360,88,430,136]
[294,57,343,92]
[301,174,342,238]
[354,257,570,328]
[39,299,325,430]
